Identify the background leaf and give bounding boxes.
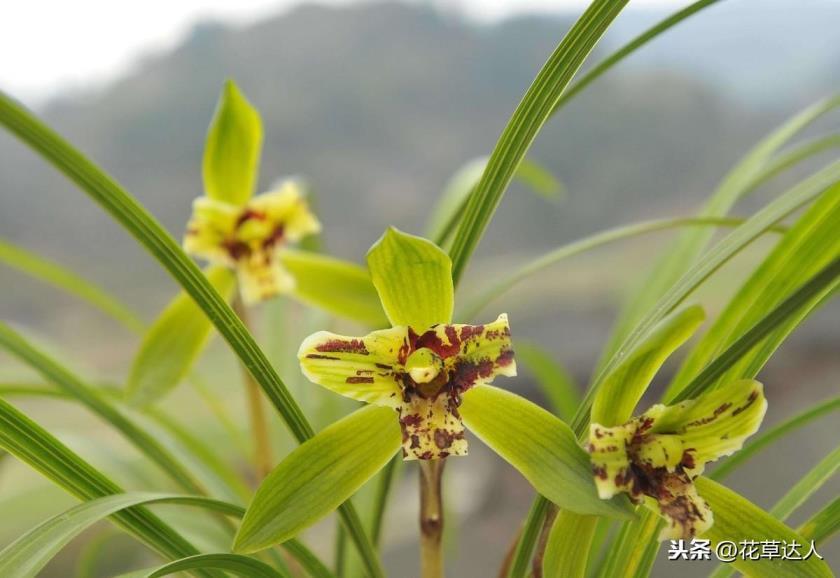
[542,511,597,578]
[0,398,214,577]
[447,0,629,284]
[203,80,263,206]
[460,385,632,519]
[235,405,401,553]
[120,554,287,578]
[366,227,453,328]
[426,157,562,246]
[697,477,833,578]
[127,266,235,406]
[0,237,144,333]
[280,250,387,327]
[514,341,580,422]
[0,493,241,578]
[591,305,704,426]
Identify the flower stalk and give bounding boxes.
[419,459,446,578]
[233,293,273,480]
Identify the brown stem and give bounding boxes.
[496,527,523,578]
[233,294,273,481]
[419,459,446,578]
[531,504,559,578]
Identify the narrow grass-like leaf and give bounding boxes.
[0,492,242,578]
[599,96,840,370]
[0,91,383,578]
[506,495,550,578]
[0,384,251,502]
[203,80,262,206]
[459,216,780,321]
[798,497,840,544]
[669,189,840,397]
[591,305,704,426]
[282,540,337,578]
[0,237,144,332]
[594,510,659,578]
[0,322,205,493]
[448,0,630,284]
[121,554,287,578]
[235,405,401,553]
[280,250,387,327]
[460,385,632,519]
[707,446,840,578]
[548,0,723,118]
[514,341,580,422]
[542,511,597,578]
[574,165,840,434]
[771,444,840,522]
[711,396,840,481]
[370,455,401,548]
[740,133,840,198]
[427,157,562,246]
[128,266,235,406]
[696,477,833,578]
[672,256,840,403]
[0,399,214,577]
[367,227,453,327]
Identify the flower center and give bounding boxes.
[405,348,446,397]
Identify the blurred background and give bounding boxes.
[0,0,838,576]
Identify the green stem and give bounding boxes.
[419,459,446,578]
[233,294,273,481]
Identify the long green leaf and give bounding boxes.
[669,188,840,397]
[427,157,562,246]
[672,256,840,403]
[0,398,214,577]
[771,444,840,522]
[0,237,144,332]
[0,493,241,578]
[591,305,704,426]
[740,133,840,198]
[513,342,580,422]
[506,495,550,578]
[128,266,235,406]
[697,477,833,578]
[709,445,840,578]
[448,0,629,284]
[460,385,632,519]
[459,216,781,321]
[542,511,597,578]
[203,80,263,206]
[798,497,840,544]
[0,322,205,493]
[574,166,840,434]
[548,0,723,118]
[711,396,840,481]
[280,250,387,327]
[234,405,401,553]
[0,384,251,502]
[0,90,383,578]
[122,554,287,578]
[599,96,840,371]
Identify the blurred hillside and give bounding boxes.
[0,0,838,343]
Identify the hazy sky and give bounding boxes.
[1,0,680,101]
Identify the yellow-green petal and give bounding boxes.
[298,327,405,407]
[367,227,454,328]
[203,80,263,206]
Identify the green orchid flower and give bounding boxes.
[299,312,515,460]
[184,182,321,304]
[234,227,632,554]
[588,378,767,540]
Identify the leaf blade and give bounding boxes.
[128,266,235,405]
[234,405,401,553]
[460,385,632,519]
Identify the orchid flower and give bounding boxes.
[184,182,320,304]
[588,378,767,540]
